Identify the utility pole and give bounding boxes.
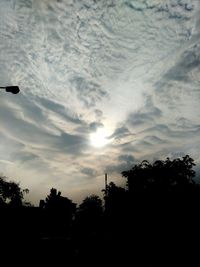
[0,86,20,94]
[105,173,108,197]
[104,173,108,214]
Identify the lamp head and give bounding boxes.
[5,86,20,94]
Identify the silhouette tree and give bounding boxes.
[0,176,28,207]
[74,194,103,238]
[76,195,103,226]
[103,182,126,217]
[45,188,76,215]
[120,155,200,265]
[45,188,61,209]
[43,188,76,238]
[122,155,197,194]
[73,195,103,260]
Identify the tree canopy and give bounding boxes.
[122,155,197,193]
[45,188,76,214]
[77,195,103,219]
[0,176,28,207]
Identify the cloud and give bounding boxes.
[36,96,84,125]
[70,76,108,108]
[13,151,39,163]
[89,122,104,132]
[127,96,162,128]
[105,153,136,174]
[118,154,135,164]
[57,132,88,155]
[109,126,131,139]
[94,109,103,119]
[81,167,97,178]
[124,0,150,11]
[155,43,200,93]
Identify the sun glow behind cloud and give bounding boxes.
[90,128,111,148]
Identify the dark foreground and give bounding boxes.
[1,194,200,266]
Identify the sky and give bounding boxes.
[0,0,200,205]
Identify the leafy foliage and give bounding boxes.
[122,155,197,193]
[0,176,28,207]
[45,188,76,215]
[77,195,103,221]
[103,182,126,216]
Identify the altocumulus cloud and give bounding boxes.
[0,0,199,204]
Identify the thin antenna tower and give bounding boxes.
[105,173,108,197]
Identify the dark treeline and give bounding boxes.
[1,155,200,265]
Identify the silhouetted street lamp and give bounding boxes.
[0,86,20,94]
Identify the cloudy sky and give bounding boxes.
[0,0,200,205]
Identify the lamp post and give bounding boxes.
[0,86,20,94]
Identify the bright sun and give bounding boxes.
[90,128,110,148]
